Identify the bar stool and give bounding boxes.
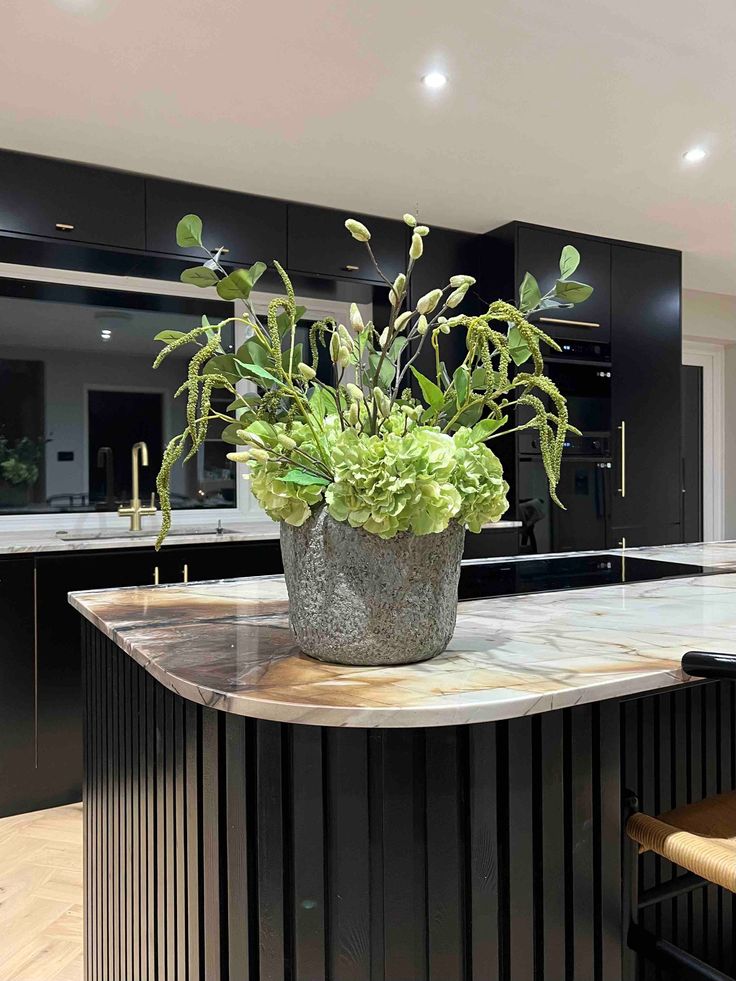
[624,651,736,981]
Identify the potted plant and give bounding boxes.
[153,213,592,665]
[0,436,45,508]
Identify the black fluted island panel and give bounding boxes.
[82,620,736,981]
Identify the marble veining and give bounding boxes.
[69,541,736,728]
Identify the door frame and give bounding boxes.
[682,339,725,541]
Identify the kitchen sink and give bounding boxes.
[56,525,239,542]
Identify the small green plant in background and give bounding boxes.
[0,436,45,487]
[152,213,592,548]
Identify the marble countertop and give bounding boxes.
[0,519,521,555]
[69,541,736,728]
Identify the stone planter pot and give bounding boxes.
[280,506,465,666]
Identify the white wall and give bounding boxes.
[2,345,189,499]
[682,289,736,537]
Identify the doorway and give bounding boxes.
[681,364,703,542]
[87,389,163,506]
[682,341,726,541]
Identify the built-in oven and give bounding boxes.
[518,339,612,553]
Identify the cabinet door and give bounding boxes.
[610,245,682,545]
[0,149,145,249]
[169,540,283,583]
[0,557,36,817]
[146,178,287,266]
[516,226,611,341]
[34,548,163,809]
[288,203,406,283]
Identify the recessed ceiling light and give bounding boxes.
[683,147,707,163]
[422,71,448,90]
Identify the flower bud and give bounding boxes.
[450,274,476,288]
[348,402,360,426]
[338,323,354,351]
[373,387,391,418]
[389,273,406,306]
[349,302,364,333]
[344,218,371,242]
[403,213,417,227]
[346,383,364,402]
[297,362,316,381]
[394,310,413,332]
[445,286,468,309]
[329,332,341,362]
[277,433,297,451]
[249,447,270,462]
[439,322,451,334]
[378,326,390,349]
[416,314,428,336]
[409,232,424,260]
[416,288,442,315]
[337,345,351,368]
[414,225,429,237]
[227,450,251,463]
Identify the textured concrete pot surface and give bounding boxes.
[280,507,465,666]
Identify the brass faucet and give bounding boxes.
[118,441,157,532]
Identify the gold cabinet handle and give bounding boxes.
[55,222,75,232]
[538,317,601,328]
[619,537,627,550]
[182,563,189,584]
[153,566,159,585]
[217,246,230,254]
[343,264,360,272]
[618,421,626,497]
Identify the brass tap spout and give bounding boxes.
[118,441,158,532]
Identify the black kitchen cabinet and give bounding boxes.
[0,538,283,818]
[145,178,287,267]
[0,149,145,250]
[0,557,36,817]
[288,203,407,284]
[463,527,519,559]
[515,224,612,341]
[609,245,682,548]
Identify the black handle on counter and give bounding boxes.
[682,651,736,680]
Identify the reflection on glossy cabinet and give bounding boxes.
[0,149,145,250]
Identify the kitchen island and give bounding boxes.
[70,542,736,981]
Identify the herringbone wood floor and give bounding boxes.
[0,804,83,981]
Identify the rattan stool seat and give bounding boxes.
[627,790,736,893]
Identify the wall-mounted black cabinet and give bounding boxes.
[145,177,287,267]
[287,203,407,284]
[0,149,145,250]
[609,245,682,547]
[490,222,612,342]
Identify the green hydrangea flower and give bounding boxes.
[325,426,461,538]
[246,416,510,539]
[248,419,335,526]
[250,462,324,526]
[452,428,510,532]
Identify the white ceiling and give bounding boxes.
[0,0,734,293]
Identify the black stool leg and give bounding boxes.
[622,792,640,981]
